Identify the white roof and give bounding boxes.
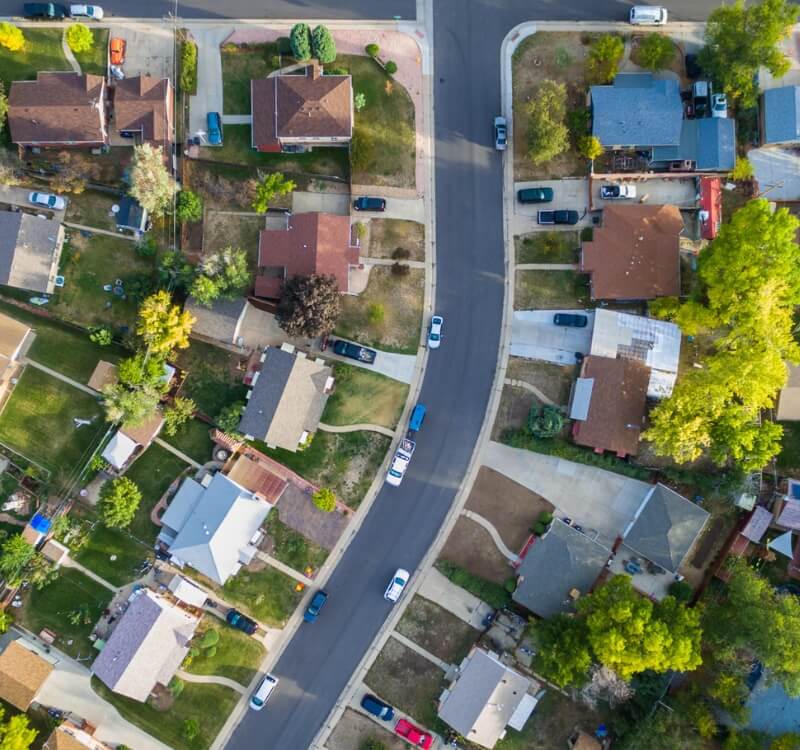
[570,378,594,420]
[168,575,208,607]
[507,692,539,731]
[101,430,138,470]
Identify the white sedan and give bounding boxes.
[28,192,66,211]
[70,4,104,19]
[384,569,409,603]
[428,315,443,349]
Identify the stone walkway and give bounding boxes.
[389,632,451,672]
[23,358,99,397]
[64,222,136,242]
[154,437,202,469]
[254,550,314,586]
[504,377,557,406]
[318,422,395,438]
[176,669,247,694]
[462,510,520,563]
[417,568,494,629]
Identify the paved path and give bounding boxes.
[154,437,202,469]
[361,257,426,270]
[318,422,395,438]
[324,341,417,384]
[61,31,81,73]
[221,114,252,125]
[516,263,579,271]
[188,27,230,138]
[462,510,520,563]
[504,377,557,406]
[254,550,314,586]
[23,358,99,397]
[176,670,247,694]
[63,222,137,241]
[389,632,451,672]
[62,558,118,593]
[417,568,493,630]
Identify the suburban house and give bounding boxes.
[185,297,276,350]
[167,574,209,608]
[570,355,650,458]
[157,471,271,585]
[255,212,360,299]
[101,411,165,475]
[650,118,736,172]
[0,639,54,710]
[589,309,681,399]
[44,721,113,750]
[581,204,683,301]
[761,85,800,146]
[92,589,198,702]
[0,210,65,294]
[224,450,290,505]
[438,647,539,749]
[239,343,334,452]
[250,63,353,152]
[0,312,31,403]
[777,364,800,421]
[9,72,107,149]
[513,519,611,618]
[113,75,173,156]
[115,197,149,236]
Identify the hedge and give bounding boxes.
[179,39,198,95]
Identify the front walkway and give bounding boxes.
[318,421,395,438]
[176,669,247,694]
[417,567,494,629]
[389,632,452,672]
[462,510,520,563]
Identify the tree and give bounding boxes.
[215,403,244,435]
[354,92,367,112]
[577,135,603,160]
[190,247,251,307]
[532,614,592,687]
[528,405,564,438]
[526,80,569,165]
[586,34,625,84]
[129,143,176,218]
[66,23,93,53]
[100,477,142,529]
[89,326,112,346]
[699,0,799,108]
[118,351,169,389]
[313,487,336,513]
[164,397,196,437]
[276,274,340,338]
[384,60,397,75]
[250,172,296,213]
[0,23,24,52]
[182,719,200,742]
[772,736,800,750]
[0,711,37,750]
[102,382,162,426]
[311,25,336,63]
[365,43,379,57]
[637,34,674,71]
[0,610,11,635]
[619,706,708,750]
[0,535,35,587]
[175,190,203,223]
[290,23,312,60]
[137,291,194,356]
[158,250,195,291]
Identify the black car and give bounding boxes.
[538,210,580,225]
[554,313,589,328]
[353,196,386,212]
[360,694,395,722]
[226,608,257,635]
[24,2,68,17]
[517,187,554,204]
[333,339,377,364]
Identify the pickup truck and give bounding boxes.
[386,438,415,487]
[600,184,636,200]
[333,340,377,364]
[538,210,580,226]
[24,2,68,17]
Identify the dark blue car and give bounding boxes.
[360,694,394,721]
[207,112,222,145]
[303,590,328,622]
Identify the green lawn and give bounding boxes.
[514,270,592,310]
[778,422,800,473]
[216,565,302,627]
[185,616,265,686]
[72,28,109,76]
[92,677,238,750]
[162,419,214,465]
[264,511,329,575]
[516,231,580,264]
[74,522,153,587]
[322,363,407,429]
[0,367,106,486]
[20,568,113,660]
[175,341,248,419]
[434,560,511,610]
[64,190,119,232]
[0,29,69,89]
[221,42,280,114]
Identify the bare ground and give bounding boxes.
[365,219,425,261]
[202,211,265,271]
[492,384,538,440]
[396,595,479,665]
[326,708,408,750]
[439,516,515,584]
[507,357,576,406]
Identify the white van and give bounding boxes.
[249,674,279,711]
[629,6,668,25]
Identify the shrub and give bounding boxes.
[526,80,569,165]
[66,24,93,54]
[580,227,594,242]
[384,60,398,75]
[313,487,336,513]
[205,646,217,658]
[200,628,219,649]
[586,34,624,84]
[636,34,674,71]
[669,580,694,603]
[578,135,603,160]
[89,326,112,346]
[538,510,554,525]
[135,237,158,258]
[175,190,203,223]
[182,719,200,741]
[567,106,591,137]
[365,43,379,57]
[504,577,518,593]
[391,262,410,277]
[554,47,573,68]
[533,522,547,536]
[0,23,24,52]
[168,677,185,697]
[354,92,367,112]
[180,40,198,94]
[270,54,281,69]
[276,36,291,55]
[324,66,348,75]
[216,402,245,434]
[89,454,108,472]
[353,222,366,239]
[435,560,511,609]
[311,25,336,64]
[730,157,754,182]
[290,23,312,60]
[367,303,385,324]
[528,405,565,438]
[392,247,410,260]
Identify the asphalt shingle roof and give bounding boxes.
[0,640,53,710]
[763,86,800,145]
[651,118,736,171]
[0,211,63,293]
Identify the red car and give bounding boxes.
[394,719,433,749]
[109,37,125,65]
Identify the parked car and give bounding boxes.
[69,3,103,18]
[628,5,667,25]
[23,3,68,18]
[554,313,588,328]
[249,674,278,711]
[384,568,409,603]
[427,315,443,349]
[711,92,728,118]
[28,192,65,210]
[600,184,636,200]
[360,694,395,722]
[394,718,433,749]
[226,608,257,635]
[493,116,507,151]
[353,196,387,212]
[517,187,553,204]
[538,210,580,225]
[333,339,377,364]
[692,81,711,118]
[207,112,223,146]
[303,590,328,623]
[109,37,126,65]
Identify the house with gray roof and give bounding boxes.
[157,472,271,585]
[91,589,198,702]
[513,519,610,618]
[651,117,736,172]
[438,647,538,749]
[239,343,334,452]
[186,297,250,346]
[0,211,64,293]
[762,86,800,146]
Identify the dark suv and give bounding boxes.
[24,2,68,17]
[360,694,395,721]
[226,608,257,635]
[553,313,588,328]
[333,340,377,364]
[353,196,386,212]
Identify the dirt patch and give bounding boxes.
[682,511,737,588]
[366,219,425,261]
[396,595,480,665]
[507,357,576,406]
[466,467,554,553]
[326,708,408,750]
[275,483,349,551]
[492,384,537,440]
[203,211,265,271]
[439,516,514,584]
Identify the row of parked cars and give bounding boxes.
[23,2,103,18]
[361,694,433,748]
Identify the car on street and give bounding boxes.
[249,674,278,711]
[427,315,443,349]
[600,184,636,200]
[28,192,65,210]
[385,439,414,487]
[333,339,377,364]
[629,5,667,25]
[226,608,257,635]
[24,3,68,18]
[384,568,409,603]
[517,187,553,204]
[711,92,728,118]
[493,116,507,150]
[109,37,125,65]
[394,718,433,749]
[360,694,395,722]
[303,590,328,623]
[538,210,580,225]
[554,313,588,328]
[207,112,223,145]
[69,3,103,17]
[353,196,387,212]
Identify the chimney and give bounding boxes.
[310,60,322,80]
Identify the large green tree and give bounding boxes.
[137,290,194,356]
[532,614,592,687]
[276,274,340,338]
[100,477,142,529]
[129,143,176,218]
[0,710,37,750]
[526,80,569,166]
[189,247,251,307]
[0,535,35,587]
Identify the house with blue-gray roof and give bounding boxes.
[651,117,736,172]
[762,86,800,145]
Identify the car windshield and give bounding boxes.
[389,469,402,478]
[394,577,405,585]
[251,696,264,707]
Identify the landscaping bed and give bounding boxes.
[183,160,259,211]
[185,615,265,686]
[263,511,329,575]
[366,219,424,261]
[175,340,248,418]
[514,269,591,309]
[438,519,515,589]
[74,522,153,587]
[0,28,68,88]
[396,595,479,665]
[221,42,280,115]
[161,419,214,465]
[516,231,580,264]
[73,28,109,76]
[434,558,511,610]
[322,363,408,429]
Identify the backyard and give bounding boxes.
[514,269,591,309]
[365,219,425,261]
[263,511,329,575]
[221,42,280,114]
[778,422,800,473]
[322,363,408,429]
[202,210,265,271]
[73,28,109,76]
[74,521,153,587]
[0,28,69,88]
[185,615,265,686]
[396,596,479,665]
[63,190,120,232]
[175,340,248,419]
[516,231,580,264]
[161,418,214,465]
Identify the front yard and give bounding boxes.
[73,28,109,76]
[396,595,479,665]
[516,231,580,264]
[221,42,280,115]
[322,363,408,429]
[219,562,303,627]
[64,190,120,232]
[185,615,265,686]
[0,29,69,88]
[263,511,329,575]
[365,219,425,261]
[514,269,591,309]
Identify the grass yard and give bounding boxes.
[162,419,214,465]
[0,367,106,486]
[64,190,119,232]
[434,559,511,610]
[259,430,390,510]
[74,522,153,587]
[221,43,280,115]
[185,616,265,686]
[506,357,575,406]
[20,568,113,660]
[73,28,109,76]
[366,219,424,261]
[397,596,479,665]
[175,340,248,418]
[514,269,591,310]
[220,563,303,627]
[264,511,329,574]
[778,422,800,473]
[0,29,69,89]
[202,210,264,273]
[92,677,238,750]
[516,231,580,264]
[336,267,423,354]
[184,160,259,211]
[322,363,408,429]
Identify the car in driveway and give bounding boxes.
[600,184,636,200]
[493,116,507,150]
[207,112,222,146]
[538,210,580,225]
[517,187,553,204]
[69,3,103,18]
[226,608,257,635]
[333,339,377,364]
[109,37,125,65]
[360,694,395,721]
[353,196,386,212]
[29,192,65,210]
[394,718,433,749]
[24,3,68,18]
[554,313,588,328]
[711,92,728,118]
[303,590,328,623]
[427,315,443,349]
[384,568,409,603]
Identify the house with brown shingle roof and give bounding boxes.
[9,72,107,148]
[581,204,684,301]
[0,639,54,710]
[251,63,353,152]
[255,212,360,299]
[44,721,112,750]
[113,75,173,157]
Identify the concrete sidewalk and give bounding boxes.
[418,567,493,630]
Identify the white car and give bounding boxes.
[711,93,728,118]
[384,569,409,603]
[70,4,104,19]
[28,192,65,211]
[428,315,443,349]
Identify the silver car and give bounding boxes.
[428,315,443,349]
[29,192,66,211]
[70,3,104,18]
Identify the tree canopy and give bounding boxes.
[0,23,24,52]
[276,274,340,338]
[66,23,93,53]
[100,477,142,529]
[137,291,194,356]
[586,34,625,84]
[251,172,296,213]
[175,190,203,223]
[0,710,37,750]
[164,397,196,437]
[311,25,336,63]
[636,33,674,72]
[129,144,176,218]
[290,23,312,60]
[0,535,35,587]
[526,80,569,166]
[189,247,251,307]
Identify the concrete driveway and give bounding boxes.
[0,185,67,223]
[351,195,425,223]
[591,176,699,210]
[510,309,594,365]
[293,191,351,216]
[750,147,800,201]
[324,339,416,384]
[513,178,592,233]
[109,24,174,81]
[187,27,230,139]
